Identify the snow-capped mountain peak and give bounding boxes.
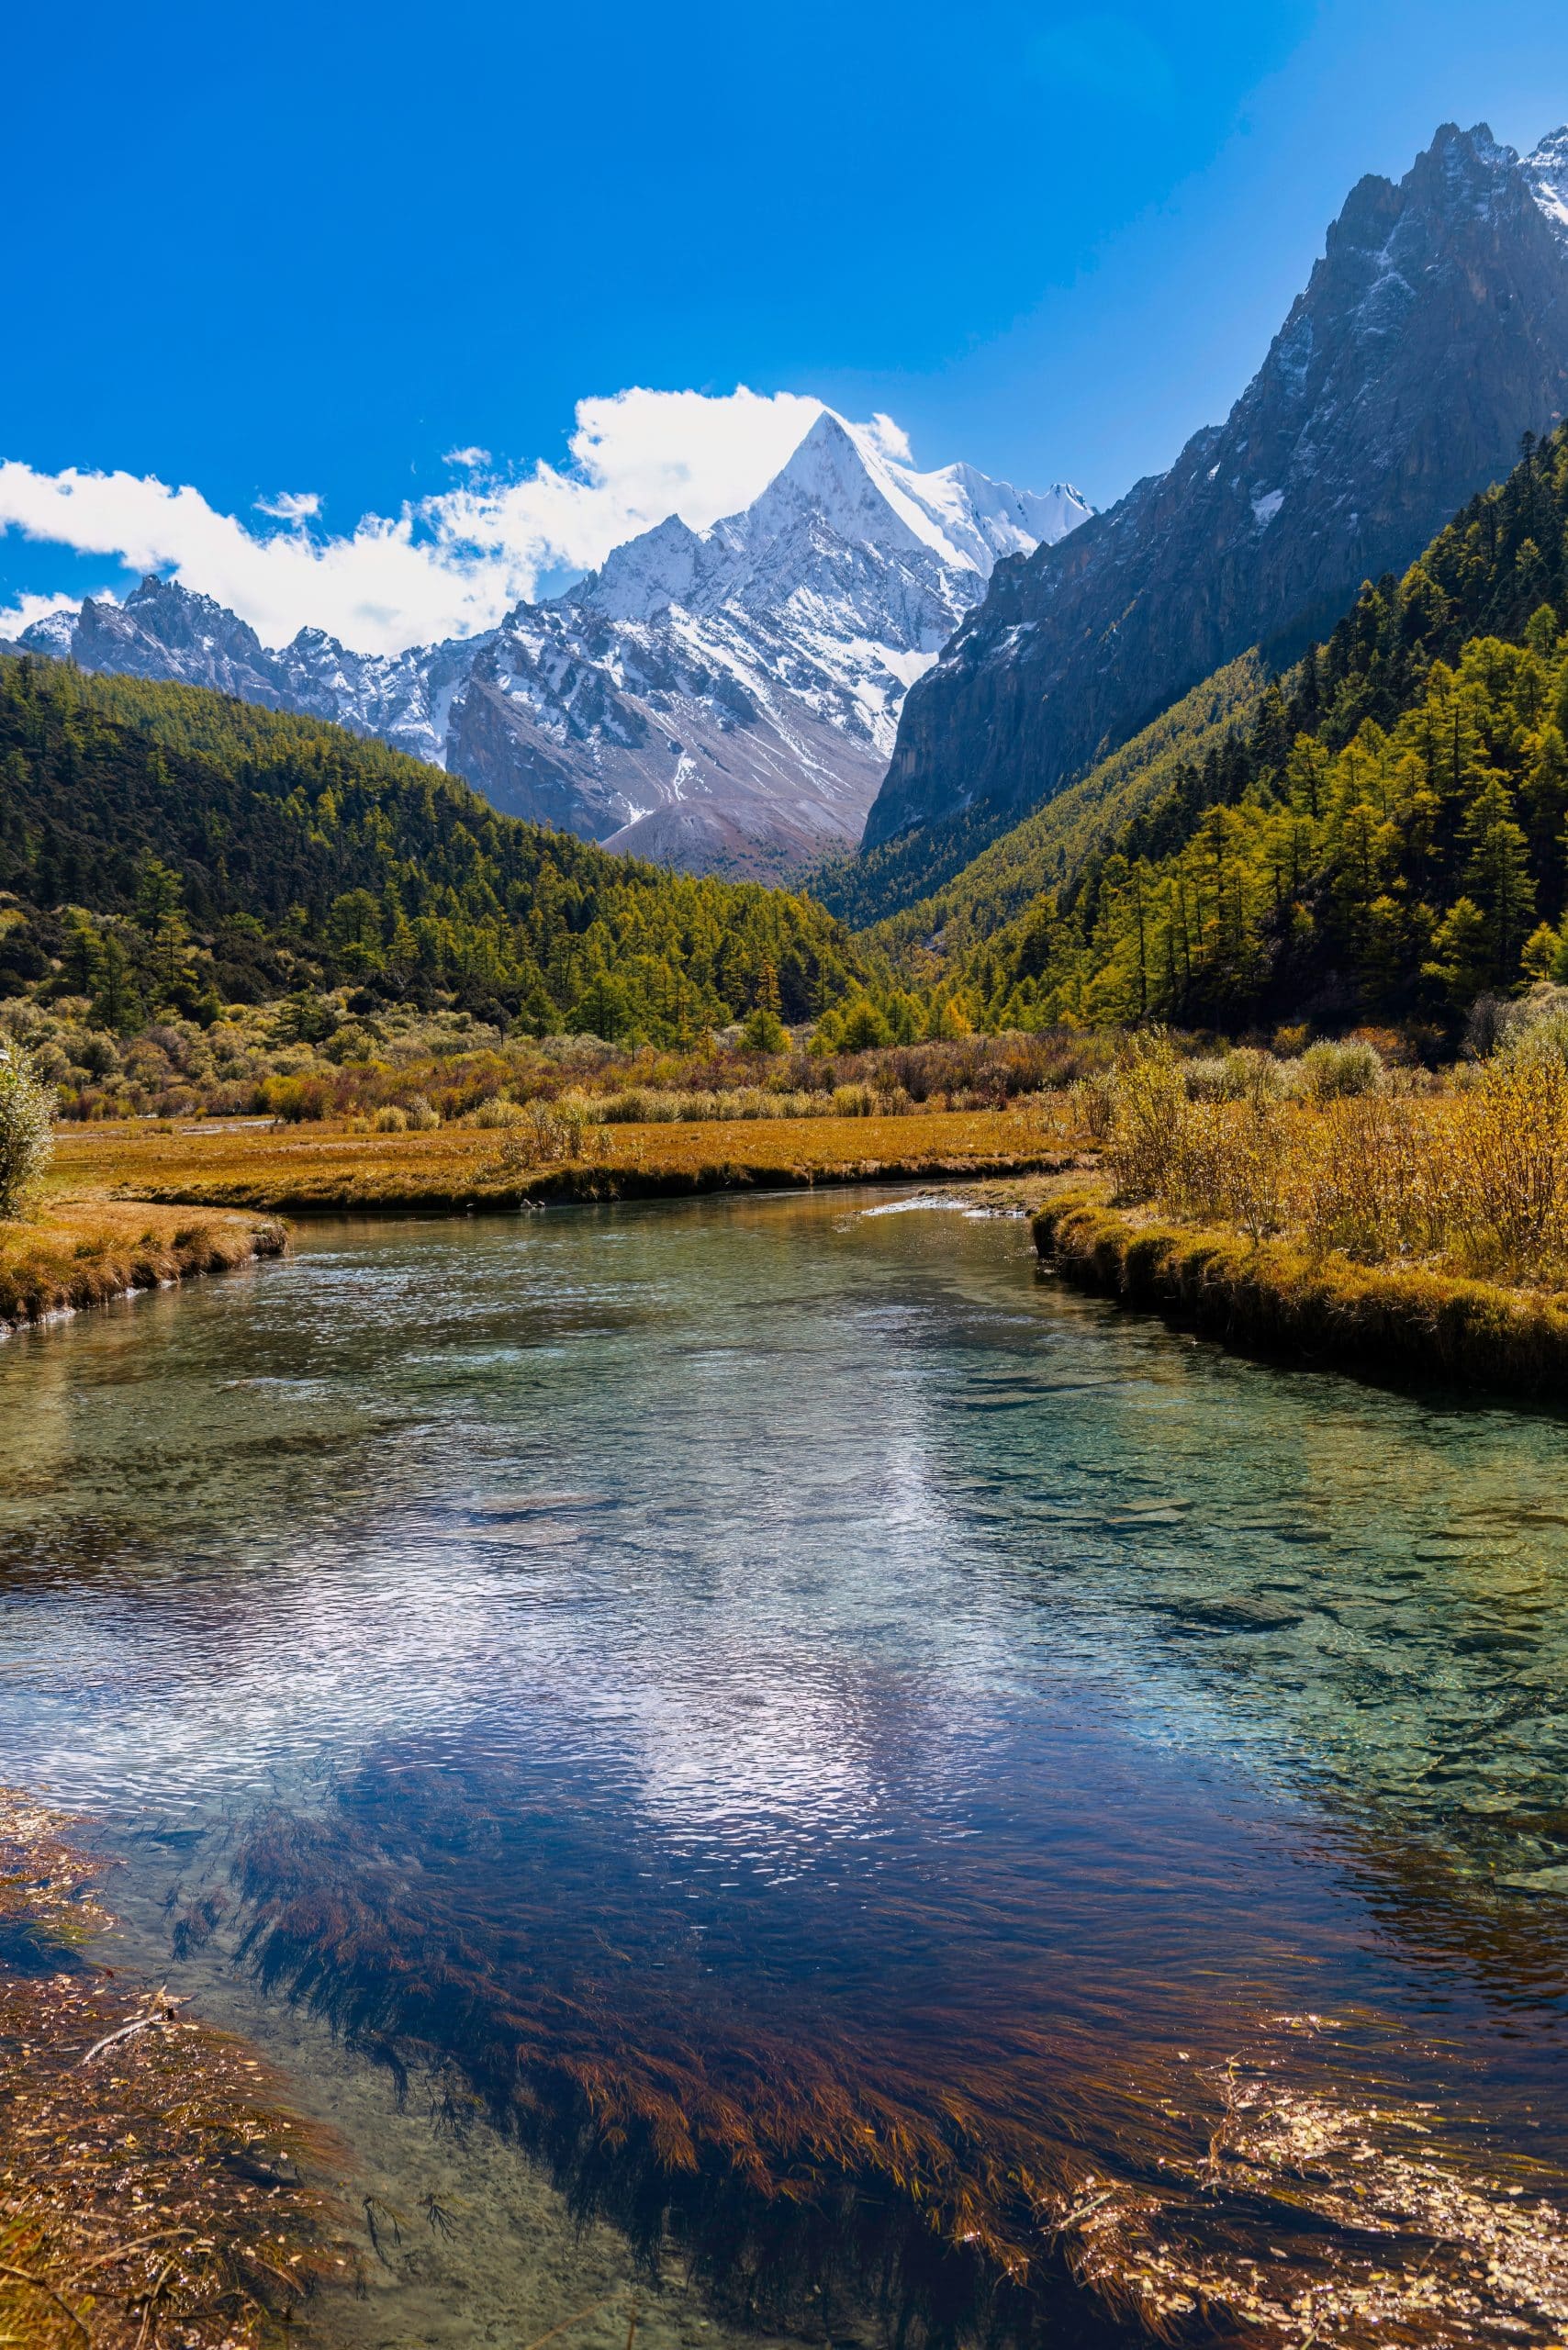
[17,408,1091,879]
[579,512,704,624]
[1527,126,1568,248]
[740,408,1092,578]
[746,409,971,568]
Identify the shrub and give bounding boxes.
[260,1073,331,1123]
[1495,982,1568,1070]
[469,1096,527,1128]
[1182,1056,1236,1102]
[1448,1056,1568,1278]
[0,1043,55,1218]
[494,1095,592,1171]
[554,1094,592,1157]
[1302,1039,1383,1100]
[1071,1071,1117,1144]
[373,1104,408,1134]
[831,1082,875,1116]
[405,1094,441,1131]
[1104,1035,1187,1202]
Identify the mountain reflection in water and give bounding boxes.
[1,1193,1565,2344]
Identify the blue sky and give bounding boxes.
[2,0,1565,648]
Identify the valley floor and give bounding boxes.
[41,1105,1077,1219]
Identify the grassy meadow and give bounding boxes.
[44,1101,1081,1216]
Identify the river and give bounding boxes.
[1,1191,1565,2345]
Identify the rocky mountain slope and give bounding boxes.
[19,416,1088,880]
[859,121,1568,890]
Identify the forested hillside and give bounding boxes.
[919,425,1568,1035]
[846,654,1269,962]
[0,656,866,1043]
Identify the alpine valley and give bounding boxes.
[848,120,1568,917]
[17,414,1090,882]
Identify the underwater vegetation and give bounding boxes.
[230,1740,1568,2349]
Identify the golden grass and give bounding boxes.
[1034,1189,1568,1394]
[47,1106,1080,1217]
[0,1790,346,2350]
[0,1199,288,1335]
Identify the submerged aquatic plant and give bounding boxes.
[228,1741,1568,2349]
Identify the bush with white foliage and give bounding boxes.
[0,1043,56,1218]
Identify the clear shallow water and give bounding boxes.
[2,1192,1567,2340]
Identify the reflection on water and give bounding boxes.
[1,1193,1567,2342]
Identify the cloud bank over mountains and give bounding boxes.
[0,385,884,655]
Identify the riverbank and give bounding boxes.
[0,1788,342,2349]
[1033,1189,1568,1395]
[47,1106,1081,1216]
[0,1200,289,1337]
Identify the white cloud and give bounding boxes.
[442,445,491,469]
[862,412,914,464]
[255,488,321,521]
[0,386,834,658]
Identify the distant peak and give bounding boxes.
[577,508,704,623]
[126,571,228,619]
[127,570,186,601]
[1527,125,1568,247]
[795,407,858,453]
[771,407,882,492]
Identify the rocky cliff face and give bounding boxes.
[20,414,1088,880]
[70,576,287,706]
[863,122,1568,864]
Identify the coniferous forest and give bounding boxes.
[0,658,867,1043]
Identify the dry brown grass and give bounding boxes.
[0,1200,288,1335]
[46,1104,1081,1217]
[1099,1038,1568,1292]
[0,1790,347,2350]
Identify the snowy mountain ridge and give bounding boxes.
[1529,127,1568,246]
[18,410,1091,878]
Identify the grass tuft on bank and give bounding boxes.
[0,1201,288,1334]
[1033,1192,1568,1394]
[0,1789,345,2350]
